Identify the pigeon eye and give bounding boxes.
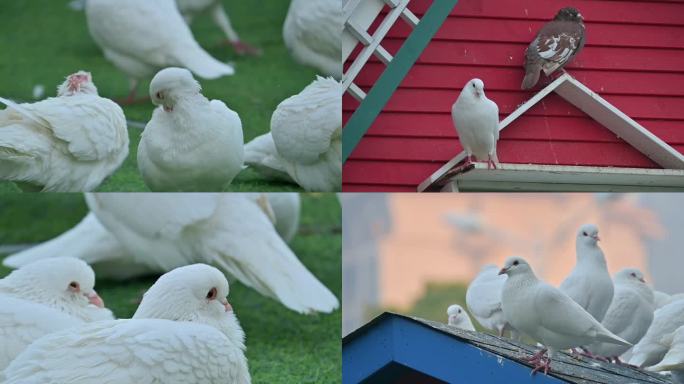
[472,83,475,88]
[631,273,636,277]
[582,231,588,236]
[513,260,519,266]
[69,281,80,290]
[156,92,163,99]
[458,309,462,313]
[206,287,217,300]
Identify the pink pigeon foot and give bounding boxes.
[225,40,263,56]
[530,356,551,375]
[524,348,548,365]
[487,156,497,170]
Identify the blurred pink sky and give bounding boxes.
[377,194,665,309]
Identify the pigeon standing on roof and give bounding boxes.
[446,304,475,331]
[521,7,585,90]
[499,256,630,375]
[451,79,500,169]
[585,268,655,363]
[650,325,684,379]
[560,224,613,323]
[629,299,684,368]
[466,264,510,336]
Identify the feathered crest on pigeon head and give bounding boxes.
[149,67,202,111]
[133,264,245,347]
[57,70,98,97]
[0,257,104,313]
[614,268,646,284]
[554,7,583,22]
[576,223,600,245]
[499,256,533,277]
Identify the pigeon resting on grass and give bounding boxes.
[283,0,342,79]
[137,68,244,192]
[521,7,585,90]
[451,78,500,169]
[586,268,655,363]
[85,0,235,104]
[3,264,251,384]
[0,258,113,370]
[499,256,630,375]
[0,71,128,192]
[175,0,262,56]
[244,76,342,192]
[447,304,475,331]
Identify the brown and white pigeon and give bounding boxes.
[521,7,585,90]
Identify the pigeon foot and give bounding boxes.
[224,40,263,56]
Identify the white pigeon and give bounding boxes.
[465,264,509,336]
[283,0,342,79]
[586,268,655,362]
[3,193,301,278]
[137,67,244,191]
[650,325,684,377]
[0,71,128,192]
[629,299,684,367]
[244,76,341,192]
[85,0,235,103]
[654,290,672,309]
[451,78,500,169]
[499,256,630,375]
[447,304,475,331]
[3,264,251,384]
[175,0,261,56]
[80,193,337,314]
[560,224,614,323]
[0,258,114,370]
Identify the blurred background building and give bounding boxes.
[341,193,680,336]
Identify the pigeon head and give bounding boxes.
[498,256,533,277]
[615,268,646,284]
[577,224,600,245]
[150,67,202,112]
[133,264,245,346]
[464,78,486,99]
[57,71,98,96]
[0,257,104,311]
[447,304,467,324]
[554,7,583,22]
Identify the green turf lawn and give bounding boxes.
[0,0,316,192]
[0,193,342,383]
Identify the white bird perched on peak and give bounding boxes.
[85,0,235,104]
[137,67,244,192]
[447,304,475,331]
[560,224,613,323]
[452,78,500,169]
[0,258,114,370]
[283,0,342,79]
[3,264,251,384]
[244,76,342,192]
[498,256,630,375]
[629,299,684,368]
[175,0,262,56]
[466,264,510,336]
[585,268,654,363]
[0,71,128,192]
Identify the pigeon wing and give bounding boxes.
[534,20,585,75]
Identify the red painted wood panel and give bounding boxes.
[343,0,684,191]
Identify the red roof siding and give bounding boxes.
[343,0,684,191]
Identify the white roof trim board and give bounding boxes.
[418,72,684,192]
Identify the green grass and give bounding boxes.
[0,0,316,192]
[0,194,341,383]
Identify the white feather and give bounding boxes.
[466,264,509,335]
[629,299,684,367]
[451,79,499,163]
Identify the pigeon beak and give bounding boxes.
[86,291,104,308]
[221,299,233,313]
[592,235,601,241]
[638,277,646,283]
[498,267,508,275]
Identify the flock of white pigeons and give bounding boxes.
[0,0,342,192]
[0,193,339,383]
[445,224,684,381]
[452,7,585,169]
